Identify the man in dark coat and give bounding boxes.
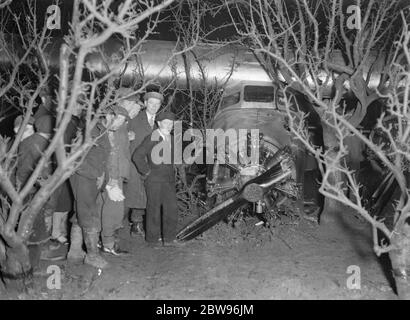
[99,105,131,255]
[16,115,54,188]
[16,115,66,265]
[70,106,131,267]
[132,111,182,246]
[124,91,163,237]
[6,115,35,186]
[52,115,81,244]
[69,120,111,268]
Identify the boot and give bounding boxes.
[67,223,86,261]
[101,229,129,256]
[83,229,108,269]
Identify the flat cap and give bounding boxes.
[109,105,130,120]
[34,115,55,134]
[144,91,164,102]
[156,111,176,122]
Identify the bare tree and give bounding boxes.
[169,0,238,216]
[0,0,179,283]
[285,12,410,299]
[0,0,11,10]
[217,0,410,298]
[223,0,405,218]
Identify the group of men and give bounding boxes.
[14,89,181,270]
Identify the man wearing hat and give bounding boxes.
[16,115,55,187]
[132,111,182,246]
[124,91,163,238]
[69,115,110,268]
[117,87,143,121]
[7,115,35,182]
[69,106,130,268]
[98,105,132,256]
[16,115,67,265]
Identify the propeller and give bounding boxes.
[177,147,293,241]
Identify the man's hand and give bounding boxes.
[106,184,125,202]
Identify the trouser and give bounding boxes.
[124,168,146,224]
[27,188,59,245]
[52,211,69,240]
[99,187,124,248]
[28,206,52,245]
[27,190,59,268]
[70,173,101,232]
[145,181,178,243]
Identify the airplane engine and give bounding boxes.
[177,81,319,241]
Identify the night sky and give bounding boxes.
[2,0,239,40]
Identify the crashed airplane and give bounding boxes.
[176,80,322,241]
[0,36,385,241]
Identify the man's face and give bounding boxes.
[145,97,161,116]
[121,100,141,119]
[158,119,174,135]
[106,114,126,131]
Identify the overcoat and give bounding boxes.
[16,133,53,187]
[55,116,82,213]
[124,111,156,208]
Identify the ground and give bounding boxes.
[0,207,398,300]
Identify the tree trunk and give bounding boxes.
[0,207,49,290]
[320,122,344,224]
[0,240,33,291]
[389,218,410,299]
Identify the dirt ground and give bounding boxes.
[0,207,398,300]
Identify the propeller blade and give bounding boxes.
[177,195,247,241]
[370,172,397,216]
